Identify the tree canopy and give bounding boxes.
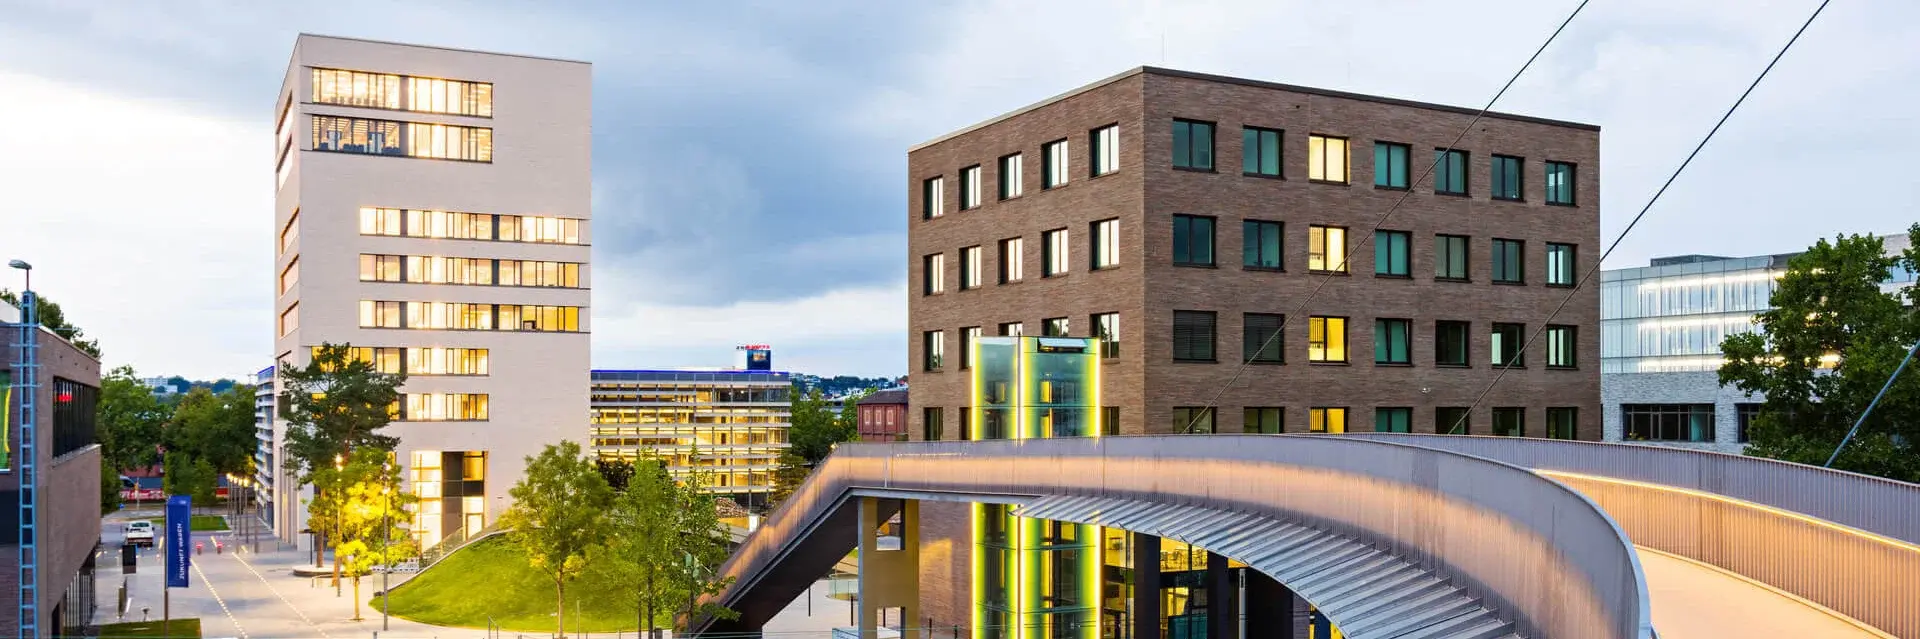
[98,365,168,472]
[501,441,616,638]
[0,288,101,358]
[771,387,867,506]
[167,385,257,477]
[597,457,735,636]
[1719,226,1920,481]
[279,343,406,481]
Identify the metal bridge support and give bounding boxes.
[858,497,919,639]
[1131,533,1161,639]
[1243,569,1308,639]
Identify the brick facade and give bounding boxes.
[904,67,1602,633]
[0,324,105,636]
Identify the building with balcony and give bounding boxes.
[270,34,592,546]
[589,369,792,511]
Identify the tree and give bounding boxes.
[599,457,736,638]
[770,387,866,508]
[597,459,637,492]
[0,289,101,358]
[1719,226,1920,482]
[500,441,614,638]
[167,386,257,477]
[328,449,418,621]
[162,452,217,508]
[97,365,168,473]
[278,343,406,482]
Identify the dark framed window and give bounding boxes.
[1373,142,1410,189]
[1547,407,1578,440]
[1492,323,1525,367]
[922,253,944,295]
[1244,313,1284,364]
[1173,407,1216,434]
[960,165,983,209]
[1243,127,1282,177]
[1491,155,1523,201]
[1493,238,1524,284]
[1309,407,1348,433]
[1102,406,1119,436]
[1436,406,1471,435]
[960,407,974,440]
[1173,311,1217,362]
[1044,317,1070,337]
[1374,407,1411,433]
[1546,243,1576,287]
[998,322,1023,336]
[1308,225,1348,273]
[1043,229,1069,276]
[1243,220,1283,270]
[51,377,99,456]
[1492,407,1525,436]
[960,246,983,290]
[1374,319,1411,365]
[1044,139,1070,188]
[998,237,1024,283]
[922,176,945,219]
[1623,404,1715,442]
[1244,407,1283,434]
[1375,230,1410,277]
[1546,325,1576,369]
[960,326,980,369]
[1434,148,1468,195]
[1308,134,1348,183]
[1435,234,1470,280]
[1091,219,1120,270]
[1172,215,1216,266]
[1308,316,1348,363]
[1172,119,1215,170]
[1736,403,1759,443]
[1545,161,1576,205]
[1093,313,1120,359]
[923,407,943,441]
[1091,125,1120,176]
[922,330,944,371]
[998,153,1024,200]
[1436,320,1470,367]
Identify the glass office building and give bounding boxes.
[589,369,792,510]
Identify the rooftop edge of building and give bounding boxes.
[910,65,1601,152]
[592,369,793,380]
[295,32,592,66]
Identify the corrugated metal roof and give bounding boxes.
[1016,495,1520,639]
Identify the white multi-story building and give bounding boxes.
[271,34,592,546]
[1600,234,1915,453]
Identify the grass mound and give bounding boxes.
[381,535,665,633]
[98,618,201,638]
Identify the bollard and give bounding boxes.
[195,542,203,556]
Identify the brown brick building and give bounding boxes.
[903,67,1601,629]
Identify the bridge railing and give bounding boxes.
[705,436,1652,639]
[1346,434,1920,637]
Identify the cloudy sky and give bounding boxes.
[0,0,1913,381]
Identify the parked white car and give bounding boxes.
[125,520,156,547]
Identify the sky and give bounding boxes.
[0,0,1916,381]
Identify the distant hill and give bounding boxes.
[147,375,242,397]
[791,374,901,398]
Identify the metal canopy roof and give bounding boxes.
[1017,495,1521,639]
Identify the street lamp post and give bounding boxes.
[382,462,392,631]
[334,454,343,597]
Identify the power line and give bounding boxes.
[1183,0,1594,433]
[1449,0,1835,434]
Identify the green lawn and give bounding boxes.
[144,515,228,532]
[98,618,202,638]
[381,536,667,633]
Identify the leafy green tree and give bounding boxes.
[328,449,418,621]
[770,387,867,507]
[162,452,217,508]
[598,458,736,637]
[0,289,101,358]
[1720,226,1920,481]
[97,365,168,473]
[167,386,257,477]
[279,343,406,481]
[500,441,615,638]
[597,459,636,492]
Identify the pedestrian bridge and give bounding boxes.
[692,435,1918,638]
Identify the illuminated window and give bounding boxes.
[359,301,404,328]
[1545,161,1576,205]
[1373,142,1409,188]
[923,253,945,295]
[999,154,1023,200]
[1308,407,1347,433]
[1090,125,1119,176]
[1308,316,1347,363]
[998,237,1024,283]
[1492,155,1523,201]
[405,122,493,161]
[1043,139,1069,188]
[1492,323,1525,367]
[399,393,491,421]
[280,208,300,254]
[1092,219,1120,270]
[1375,407,1411,433]
[275,98,295,188]
[1493,239,1525,284]
[1172,215,1213,267]
[1092,312,1119,359]
[1308,225,1347,273]
[1307,134,1348,183]
[961,246,983,290]
[960,165,983,209]
[1171,119,1214,170]
[311,68,491,117]
[311,68,401,109]
[923,177,945,219]
[360,254,403,282]
[1546,325,1577,369]
[1043,229,1069,276]
[1172,311,1216,362]
[278,303,298,336]
[279,258,300,295]
[1493,407,1525,436]
[358,207,581,244]
[1435,148,1467,195]
[312,115,491,162]
[1546,243,1576,286]
[406,76,494,117]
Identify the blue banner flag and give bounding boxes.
[165,495,191,588]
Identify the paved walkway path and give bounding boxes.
[1639,546,1892,638]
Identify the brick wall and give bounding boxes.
[0,326,105,635]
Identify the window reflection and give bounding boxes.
[359,207,583,244]
[312,115,491,162]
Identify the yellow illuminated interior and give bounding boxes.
[359,254,582,288]
[1309,317,1347,362]
[1308,134,1349,183]
[357,300,581,332]
[1309,226,1348,272]
[394,393,490,421]
[1310,407,1347,433]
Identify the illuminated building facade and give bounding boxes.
[589,369,792,510]
[270,34,592,546]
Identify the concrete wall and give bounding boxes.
[1601,371,1755,455]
